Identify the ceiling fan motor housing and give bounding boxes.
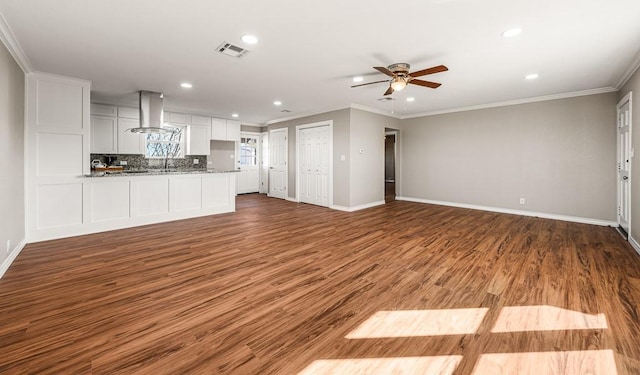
[388,63,411,75]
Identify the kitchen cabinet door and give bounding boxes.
[187,124,211,155]
[191,115,211,126]
[118,106,140,119]
[165,111,190,124]
[91,103,117,117]
[226,120,241,141]
[211,117,227,140]
[91,115,118,153]
[117,118,145,154]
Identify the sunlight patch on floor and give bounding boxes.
[491,305,608,333]
[471,349,617,375]
[297,355,463,375]
[345,308,489,338]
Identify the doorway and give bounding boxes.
[237,132,260,194]
[268,128,288,199]
[617,92,632,238]
[385,131,397,203]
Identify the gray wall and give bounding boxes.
[400,93,618,221]
[0,40,25,271]
[349,109,400,206]
[620,67,640,243]
[269,109,350,206]
[209,140,236,171]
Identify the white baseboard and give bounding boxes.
[396,196,617,227]
[286,197,299,203]
[331,200,385,212]
[630,235,640,256]
[0,238,26,279]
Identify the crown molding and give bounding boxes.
[266,105,351,125]
[615,49,640,89]
[401,87,619,119]
[0,10,32,73]
[350,103,401,119]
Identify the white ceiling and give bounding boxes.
[1,0,640,125]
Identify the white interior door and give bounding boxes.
[298,125,330,207]
[269,128,288,199]
[237,133,260,194]
[617,92,632,234]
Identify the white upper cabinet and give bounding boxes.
[191,115,211,126]
[90,115,117,154]
[226,120,240,141]
[211,118,227,140]
[210,118,240,142]
[117,118,145,154]
[165,111,190,124]
[187,124,211,155]
[118,106,140,119]
[90,103,117,117]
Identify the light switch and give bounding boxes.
[340,154,346,161]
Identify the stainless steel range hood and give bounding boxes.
[130,90,169,133]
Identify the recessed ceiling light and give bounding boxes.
[231,113,239,118]
[352,76,363,83]
[406,97,415,102]
[525,73,539,80]
[180,82,192,88]
[502,28,522,38]
[241,34,258,44]
[273,101,282,106]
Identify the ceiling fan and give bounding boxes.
[352,63,448,96]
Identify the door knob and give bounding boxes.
[623,176,629,180]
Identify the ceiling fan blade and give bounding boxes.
[374,66,396,77]
[409,65,448,78]
[351,80,390,88]
[409,79,442,88]
[383,86,394,96]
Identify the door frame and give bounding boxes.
[385,130,398,203]
[295,120,333,207]
[268,127,288,199]
[617,91,632,235]
[237,131,262,194]
[260,131,269,194]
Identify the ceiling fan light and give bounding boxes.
[390,77,407,91]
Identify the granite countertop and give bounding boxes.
[84,169,240,177]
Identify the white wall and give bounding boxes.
[619,66,640,248]
[0,39,25,277]
[400,93,618,222]
[349,109,400,207]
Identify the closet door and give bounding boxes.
[299,125,329,207]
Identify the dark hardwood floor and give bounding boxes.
[1,194,639,374]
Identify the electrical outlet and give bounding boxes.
[207,161,212,165]
[519,198,526,205]
[120,160,128,166]
[193,158,199,165]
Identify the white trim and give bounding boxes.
[616,91,633,235]
[295,120,334,208]
[0,238,26,279]
[331,200,385,212]
[396,196,617,227]
[630,236,640,256]
[0,11,32,73]
[350,103,402,118]
[267,105,351,125]
[286,196,299,203]
[401,87,618,119]
[616,50,640,89]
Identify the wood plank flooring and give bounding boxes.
[1,194,640,374]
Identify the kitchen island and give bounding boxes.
[32,170,238,242]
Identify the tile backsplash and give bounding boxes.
[90,154,207,170]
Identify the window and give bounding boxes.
[239,136,258,166]
[145,125,184,159]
